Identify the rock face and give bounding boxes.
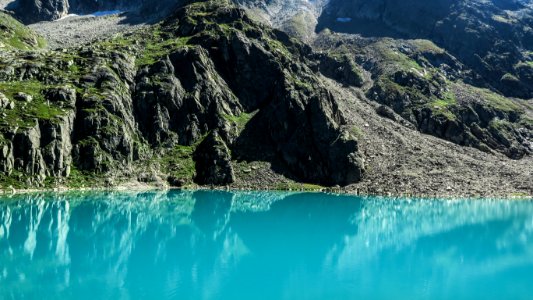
[12,0,186,23]
[314,32,533,160]
[317,0,533,99]
[0,0,365,188]
[1,0,532,191]
[194,131,235,185]
[14,0,69,23]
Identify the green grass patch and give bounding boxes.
[0,12,46,50]
[428,91,458,120]
[66,166,105,189]
[0,170,29,189]
[472,86,523,113]
[136,35,191,66]
[222,111,255,132]
[0,80,66,128]
[157,145,197,183]
[412,39,445,54]
[349,126,364,139]
[374,40,423,71]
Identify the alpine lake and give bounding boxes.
[1,190,532,299]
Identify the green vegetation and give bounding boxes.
[137,33,191,66]
[428,91,458,120]
[374,40,423,72]
[64,166,105,189]
[274,182,324,191]
[349,126,364,139]
[520,116,533,127]
[470,86,523,113]
[157,145,197,183]
[411,39,445,54]
[223,111,255,132]
[0,81,66,128]
[0,12,46,50]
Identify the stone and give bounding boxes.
[194,131,235,185]
[14,92,32,102]
[0,93,14,110]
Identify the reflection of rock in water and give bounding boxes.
[324,197,533,299]
[1,192,533,299]
[337,197,533,262]
[0,191,359,298]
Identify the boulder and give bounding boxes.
[193,131,235,185]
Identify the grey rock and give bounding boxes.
[14,92,32,102]
[0,92,14,110]
[194,131,235,185]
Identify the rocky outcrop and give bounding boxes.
[194,131,235,185]
[12,0,186,23]
[318,0,533,99]
[313,32,533,160]
[2,0,530,191]
[71,49,140,173]
[0,111,74,185]
[312,52,364,87]
[14,0,69,23]
[0,0,365,188]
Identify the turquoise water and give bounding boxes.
[1,191,533,300]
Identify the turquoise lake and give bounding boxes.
[1,191,533,299]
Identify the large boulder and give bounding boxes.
[193,131,235,185]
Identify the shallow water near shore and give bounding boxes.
[1,191,532,299]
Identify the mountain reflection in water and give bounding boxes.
[1,191,533,299]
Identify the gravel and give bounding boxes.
[1,0,150,49]
[28,12,150,49]
[325,77,533,198]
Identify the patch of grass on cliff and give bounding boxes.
[222,111,255,132]
[0,170,31,189]
[349,126,364,139]
[158,145,197,183]
[0,12,46,50]
[374,40,423,72]
[471,86,523,113]
[265,38,292,59]
[411,39,445,54]
[520,116,533,128]
[66,166,105,189]
[137,35,191,66]
[0,81,65,128]
[428,91,458,120]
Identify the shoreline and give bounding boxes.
[1,182,531,201]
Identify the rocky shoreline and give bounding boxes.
[1,185,531,200]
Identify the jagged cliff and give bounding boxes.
[0,1,364,189]
[317,0,533,99]
[1,0,532,196]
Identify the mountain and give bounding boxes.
[0,1,364,190]
[0,0,532,196]
[8,0,183,23]
[317,0,533,99]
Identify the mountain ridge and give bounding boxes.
[0,0,532,196]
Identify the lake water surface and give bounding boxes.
[1,191,532,299]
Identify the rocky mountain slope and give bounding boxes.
[0,1,364,190]
[317,0,533,99]
[0,0,532,196]
[6,0,183,23]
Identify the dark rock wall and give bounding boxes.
[0,1,366,187]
